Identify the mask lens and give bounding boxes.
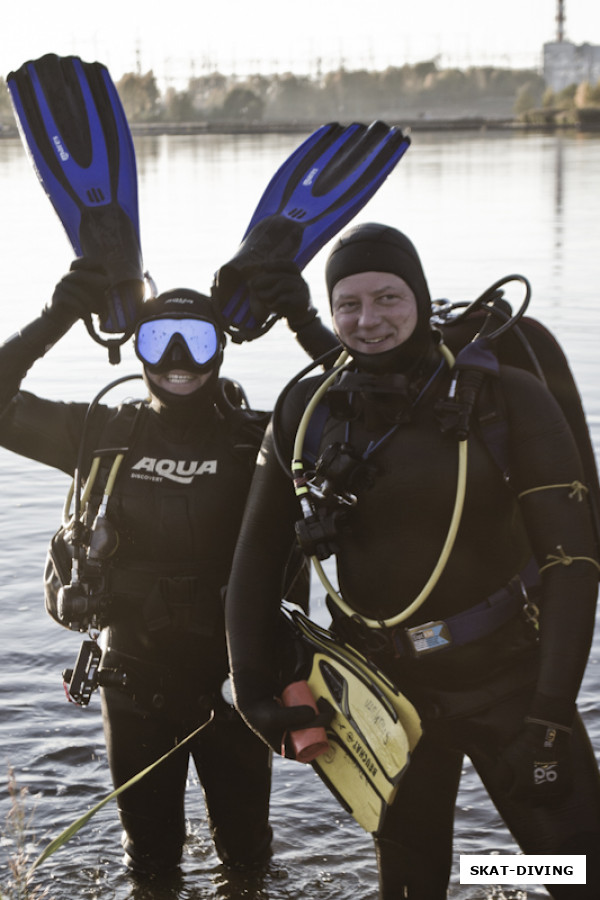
[136,318,219,367]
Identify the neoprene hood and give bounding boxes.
[325,223,433,372]
[139,288,224,331]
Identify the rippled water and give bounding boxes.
[1,128,599,899]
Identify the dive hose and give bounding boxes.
[60,374,144,626]
[292,343,469,629]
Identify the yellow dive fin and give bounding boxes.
[288,610,422,833]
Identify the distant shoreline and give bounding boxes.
[1,116,598,139]
[130,118,600,135]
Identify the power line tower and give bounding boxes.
[556,0,565,42]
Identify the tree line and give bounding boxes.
[1,60,599,129]
[114,63,547,123]
[517,79,600,126]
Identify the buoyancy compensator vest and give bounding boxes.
[44,374,271,632]
[276,276,600,630]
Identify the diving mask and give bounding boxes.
[135,315,221,372]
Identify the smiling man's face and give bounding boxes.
[331,271,418,355]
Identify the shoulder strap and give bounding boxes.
[472,376,510,480]
[80,401,144,509]
[303,400,331,466]
[215,377,270,453]
[91,401,143,460]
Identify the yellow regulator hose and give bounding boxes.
[293,343,469,629]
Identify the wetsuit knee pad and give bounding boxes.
[374,837,451,900]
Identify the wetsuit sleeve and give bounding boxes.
[0,262,113,415]
[292,314,340,361]
[504,366,599,725]
[225,420,302,703]
[0,391,91,475]
[0,311,75,414]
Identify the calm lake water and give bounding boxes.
[0,127,599,899]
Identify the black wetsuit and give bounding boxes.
[0,304,337,874]
[0,382,276,872]
[226,348,600,899]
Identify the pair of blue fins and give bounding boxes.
[8,53,409,347]
[8,54,419,831]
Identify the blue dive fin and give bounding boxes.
[215,121,410,342]
[7,54,144,358]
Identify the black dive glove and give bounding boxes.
[45,258,110,329]
[497,693,575,805]
[232,668,326,758]
[247,260,317,333]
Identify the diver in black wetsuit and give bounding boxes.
[0,259,336,876]
[225,224,600,899]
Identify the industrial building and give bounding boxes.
[543,0,600,91]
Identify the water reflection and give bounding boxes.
[552,135,564,283]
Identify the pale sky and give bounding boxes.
[3,0,600,87]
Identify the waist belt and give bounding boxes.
[392,557,540,658]
[331,558,540,659]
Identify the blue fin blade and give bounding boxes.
[246,121,410,267]
[220,121,410,338]
[101,69,141,239]
[8,55,143,339]
[8,57,140,249]
[9,64,89,252]
[242,123,347,237]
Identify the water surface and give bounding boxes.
[1,129,599,899]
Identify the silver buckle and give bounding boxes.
[516,575,540,627]
[405,620,452,656]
